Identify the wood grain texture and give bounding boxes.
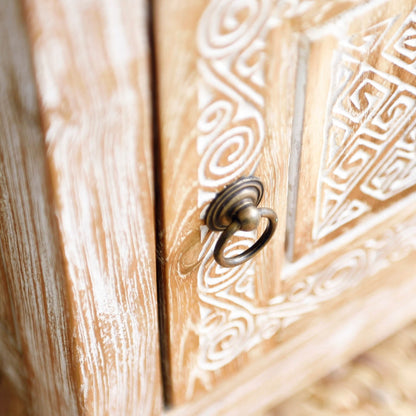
[165,248,416,416]
[23,0,162,414]
[1,0,161,414]
[155,0,416,408]
[0,0,78,414]
[0,246,24,401]
[289,0,416,260]
[154,0,296,405]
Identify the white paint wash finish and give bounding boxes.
[0,1,78,414]
[22,0,161,414]
[314,8,416,239]
[192,0,416,399]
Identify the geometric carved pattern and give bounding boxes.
[193,0,416,398]
[314,10,416,239]
[193,0,280,397]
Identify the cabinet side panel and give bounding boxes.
[23,0,162,414]
[0,1,78,414]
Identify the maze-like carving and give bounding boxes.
[314,11,416,239]
[188,0,416,399]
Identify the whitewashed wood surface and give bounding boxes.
[155,0,416,407]
[1,0,162,414]
[0,0,78,414]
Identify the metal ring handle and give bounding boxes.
[214,208,278,268]
[205,177,278,268]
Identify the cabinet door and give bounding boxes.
[155,0,416,410]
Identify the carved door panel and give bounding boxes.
[289,1,416,260]
[155,0,416,409]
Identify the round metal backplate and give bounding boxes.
[205,177,264,231]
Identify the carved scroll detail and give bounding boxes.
[191,0,416,398]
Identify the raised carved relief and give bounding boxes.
[192,1,280,396]
[314,10,416,239]
[191,0,416,398]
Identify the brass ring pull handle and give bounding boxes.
[214,208,277,267]
[205,177,278,268]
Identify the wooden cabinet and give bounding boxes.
[2,0,416,415]
[156,0,416,412]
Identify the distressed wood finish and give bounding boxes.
[0,1,78,413]
[3,0,416,413]
[156,0,416,407]
[289,0,416,260]
[166,242,416,416]
[1,0,161,414]
[155,0,297,405]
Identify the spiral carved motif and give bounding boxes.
[311,250,368,300]
[198,234,255,294]
[197,0,273,59]
[195,1,278,389]
[198,313,254,371]
[190,0,416,399]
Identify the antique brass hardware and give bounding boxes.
[205,177,278,268]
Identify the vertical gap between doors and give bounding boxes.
[147,0,173,408]
[285,35,310,262]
